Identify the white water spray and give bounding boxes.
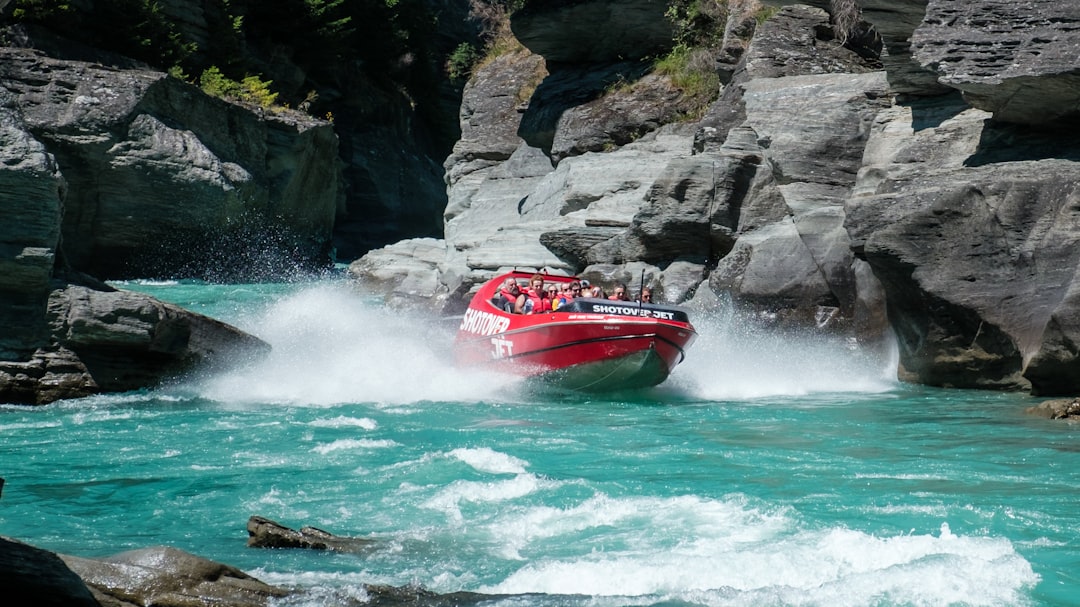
[187,280,898,405]
[190,283,522,406]
[667,305,899,400]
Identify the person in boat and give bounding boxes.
[494,277,526,313]
[545,283,562,310]
[608,283,629,301]
[638,286,653,303]
[589,284,605,298]
[554,280,581,310]
[522,274,553,314]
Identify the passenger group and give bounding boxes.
[494,274,652,314]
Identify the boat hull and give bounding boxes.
[456,316,693,391]
[455,272,697,391]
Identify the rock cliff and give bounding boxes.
[0,48,283,404]
[350,0,1080,395]
[0,46,340,280]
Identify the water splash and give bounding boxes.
[184,280,899,405]
[188,283,522,406]
[668,307,899,400]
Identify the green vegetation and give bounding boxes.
[653,0,729,117]
[754,4,779,25]
[447,42,481,83]
[665,0,727,50]
[6,0,449,118]
[10,0,72,20]
[654,45,720,116]
[198,67,279,110]
[461,0,527,75]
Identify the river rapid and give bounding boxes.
[1,278,1076,607]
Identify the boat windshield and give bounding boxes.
[556,298,690,323]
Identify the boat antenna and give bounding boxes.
[639,268,645,309]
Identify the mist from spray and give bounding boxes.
[666,306,899,400]
[187,281,898,405]
[190,283,522,406]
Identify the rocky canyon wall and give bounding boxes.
[350,0,1080,395]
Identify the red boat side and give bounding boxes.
[454,271,697,391]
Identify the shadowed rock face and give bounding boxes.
[0,47,340,281]
[0,87,64,362]
[0,39,339,403]
[511,0,674,63]
[0,536,99,607]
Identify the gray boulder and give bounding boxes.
[246,515,376,553]
[63,546,290,607]
[0,280,270,404]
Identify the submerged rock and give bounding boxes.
[246,515,376,553]
[1026,398,1080,420]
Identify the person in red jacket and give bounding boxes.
[522,274,552,314]
[495,277,526,313]
[554,280,582,310]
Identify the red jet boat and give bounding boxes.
[455,271,697,391]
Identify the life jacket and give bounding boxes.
[496,285,522,312]
[523,288,551,314]
[556,293,574,310]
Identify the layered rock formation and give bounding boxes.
[0,46,340,281]
[350,0,1080,394]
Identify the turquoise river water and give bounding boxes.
[1,278,1078,606]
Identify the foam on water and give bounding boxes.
[449,447,529,475]
[308,415,378,430]
[311,438,400,454]
[474,498,1037,606]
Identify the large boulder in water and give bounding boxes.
[846,96,1080,393]
[0,277,270,405]
[62,545,291,607]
